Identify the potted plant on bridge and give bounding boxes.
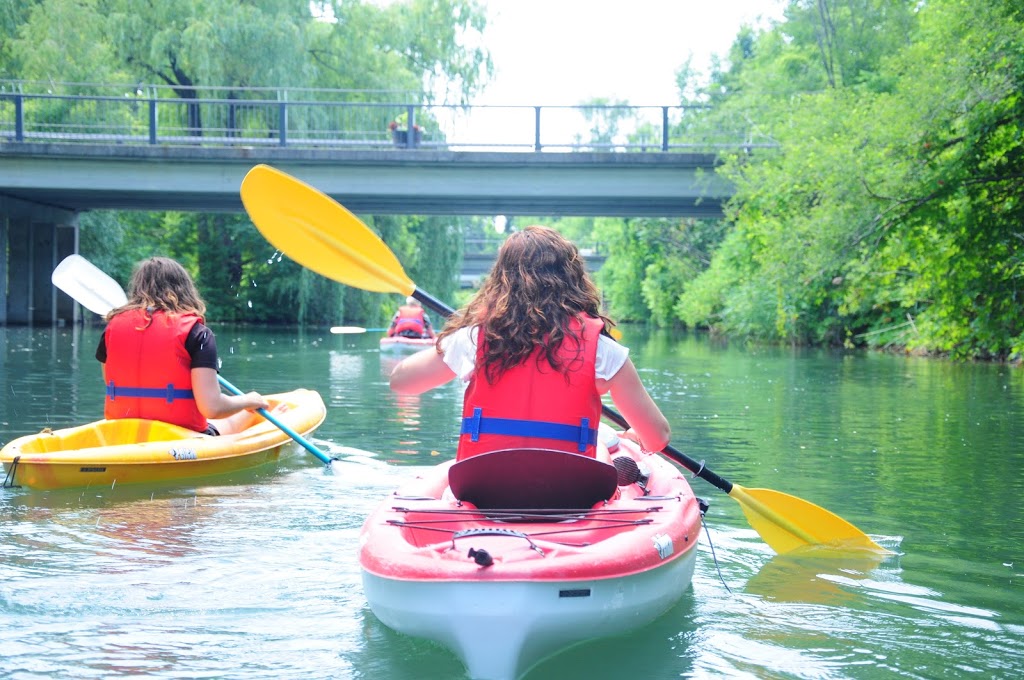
[389,113,423,148]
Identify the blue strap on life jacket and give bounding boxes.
[106,381,195,403]
[461,407,596,453]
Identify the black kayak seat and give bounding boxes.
[448,448,618,510]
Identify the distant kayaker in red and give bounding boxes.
[96,257,268,435]
[387,296,436,339]
[390,225,670,461]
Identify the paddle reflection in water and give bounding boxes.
[744,547,894,605]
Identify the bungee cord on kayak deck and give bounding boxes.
[385,506,669,543]
[387,506,665,519]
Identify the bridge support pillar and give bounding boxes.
[0,196,79,326]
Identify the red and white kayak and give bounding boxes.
[359,424,704,680]
[379,335,435,351]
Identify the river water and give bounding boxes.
[1,325,1021,679]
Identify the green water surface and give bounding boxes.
[1,325,1021,679]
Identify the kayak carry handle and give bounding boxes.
[451,528,545,557]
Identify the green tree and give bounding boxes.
[108,0,312,86]
[0,0,40,78]
[838,0,1024,358]
[6,0,493,327]
[11,0,128,85]
[781,0,916,89]
[675,0,1024,359]
[309,0,492,103]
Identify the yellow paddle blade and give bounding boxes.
[239,164,415,295]
[729,484,889,555]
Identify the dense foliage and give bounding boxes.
[543,1,1021,361]
[4,1,1022,360]
[667,0,1024,360]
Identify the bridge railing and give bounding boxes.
[0,83,774,153]
[463,237,605,255]
[461,237,607,287]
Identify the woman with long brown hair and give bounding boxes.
[97,257,268,435]
[390,225,669,461]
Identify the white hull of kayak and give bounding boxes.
[359,425,703,680]
[379,336,434,352]
[362,545,696,680]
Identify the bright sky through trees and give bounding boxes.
[435,1,786,150]
[475,0,785,105]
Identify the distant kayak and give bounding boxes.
[379,335,435,351]
[1,389,327,490]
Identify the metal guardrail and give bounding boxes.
[460,240,607,288]
[0,87,772,153]
[463,237,605,255]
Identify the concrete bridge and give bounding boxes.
[0,89,743,324]
[1,143,727,217]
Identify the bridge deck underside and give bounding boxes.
[0,144,731,218]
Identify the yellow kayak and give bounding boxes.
[1,388,327,490]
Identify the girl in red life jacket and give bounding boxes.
[96,257,269,435]
[388,296,436,339]
[389,225,670,461]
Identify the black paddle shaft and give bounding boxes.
[412,288,453,320]
[410,286,735,495]
[597,405,734,494]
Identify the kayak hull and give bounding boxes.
[363,546,696,680]
[359,426,703,679]
[1,388,327,490]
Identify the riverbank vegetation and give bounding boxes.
[3,1,1021,359]
[591,0,1022,361]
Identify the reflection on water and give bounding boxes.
[524,594,699,679]
[345,606,470,680]
[389,392,425,458]
[2,325,1023,679]
[744,549,895,605]
[377,348,456,461]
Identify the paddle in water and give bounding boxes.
[239,163,890,554]
[51,254,333,466]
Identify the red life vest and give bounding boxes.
[392,305,428,337]
[457,315,604,461]
[103,309,208,432]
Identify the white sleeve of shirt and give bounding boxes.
[596,334,629,380]
[439,326,480,381]
[440,326,628,382]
